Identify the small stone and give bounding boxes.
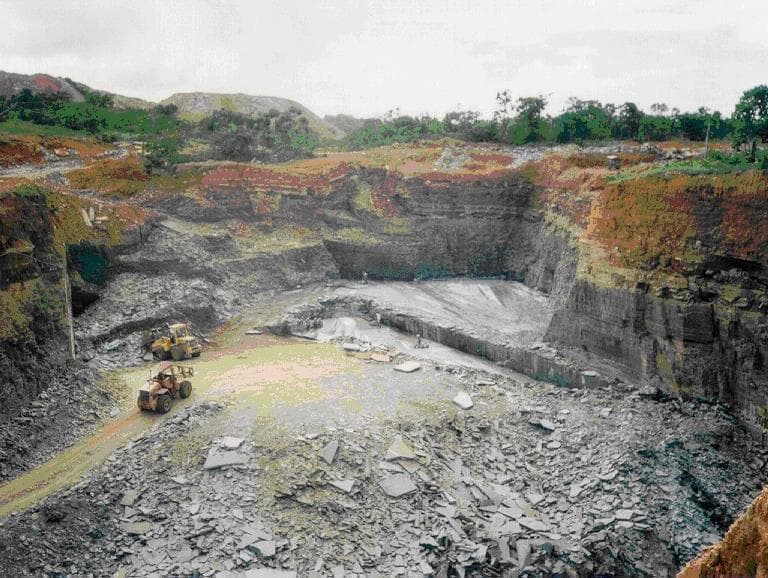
[243,570,297,578]
[342,342,362,352]
[328,479,355,493]
[120,490,138,507]
[370,353,391,363]
[319,440,339,465]
[525,492,545,506]
[546,441,561,450]
[109,408,120,417]
[171,475,189,485]
[380,474,418,497]
[203,448,247,470]
[386,436,416,461]
[245,329,263,335]
[519,517,549,532]
[394,361,421,373]
[615,509,634,521]
[537,419,556,431]
[251,540,277,557]
[123,521,153,535]
[452,391,474,410]
[220,436,245,449]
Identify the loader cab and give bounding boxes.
[169,323,189,343]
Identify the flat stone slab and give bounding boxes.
[370,352,391,363]
[120,489,138,507]
[615,509,634,521]
[122,521,154,535]
[385,436,416,461]
[342,342,362,351]
[328,479,356,493]
[394,361,421,373]
[243,569,297,578]
[319,440,339,464]
[518,517,549,532]
[248,540,276,557]
[203,448,248,470]
[530,417,557,431]
[380,473,418,497]
[245,329,263,335]
[453,391,474,409]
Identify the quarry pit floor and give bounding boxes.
[0,280,766,577]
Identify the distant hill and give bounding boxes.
[162,92,341,140]
[0,71,343,141]
[0,70,156,111]
[0,71,85,102]
[323,114,371,136]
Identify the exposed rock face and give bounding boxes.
[0,191,70,420]
[547,278,768,427]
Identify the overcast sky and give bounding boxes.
[2,0,767,118]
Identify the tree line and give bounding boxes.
[345,85,768,157]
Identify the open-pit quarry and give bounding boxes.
[2,138,768,577]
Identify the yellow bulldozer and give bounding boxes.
[143,322,202,361]
[137,362,194,413]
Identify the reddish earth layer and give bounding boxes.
[680,485,768,578]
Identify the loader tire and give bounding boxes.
[153,349,169,361]
[171,346,185,361]
[156,394,172,414]
[179,380,192,399]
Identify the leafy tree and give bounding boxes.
[616,102,643,139]
[637,114,673,141]
[732,85,768,156]
[507,95,548,144]
[555,99,612,142]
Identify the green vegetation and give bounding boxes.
[0,89,181,141]
[608,149,768,182]
[190,108,319,163]
[732,85,768,157]
[0,88,321,167]
[343,88,768,150]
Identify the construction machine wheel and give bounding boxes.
[192,350,201,358]
[179,380,192,399]
[171,346,185,361]
[155,394,172,414]
[153,349,170,361]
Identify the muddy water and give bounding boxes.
[0,335,357,517]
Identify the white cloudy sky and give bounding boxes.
[2,0,767,118]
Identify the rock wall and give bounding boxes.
[547,279,768,424]
[0,191,70,419]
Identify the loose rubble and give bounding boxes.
[1,361,766,577]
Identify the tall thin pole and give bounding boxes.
[704,116,711,158]
[62,250,76,360]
